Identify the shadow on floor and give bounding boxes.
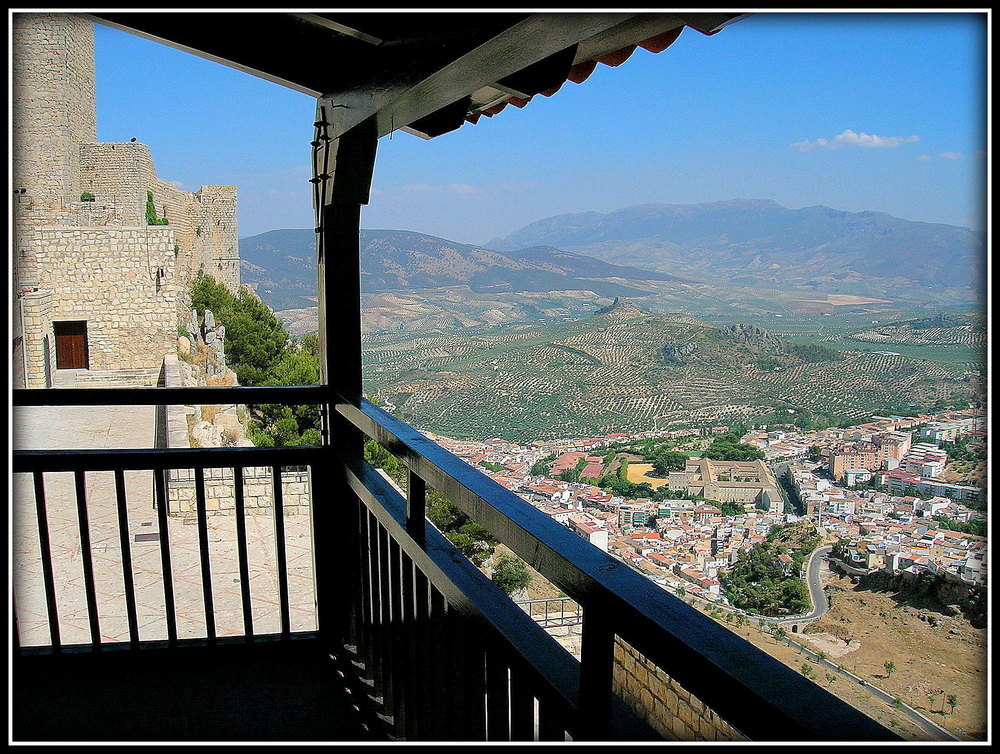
[13,637,384,742]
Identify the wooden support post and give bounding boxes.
[578,607,615,740]
[311,112,379,652]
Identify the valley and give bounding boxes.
[238,199,985,443]
[361,301,980,443]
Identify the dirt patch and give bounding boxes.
[797,631,859,658]
[800,294,892,306]
[803,568,986,740]
[625,462,669,489]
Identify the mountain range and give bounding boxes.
[239,200,985,332]
[239,228,686,312]
[487,199,985,297]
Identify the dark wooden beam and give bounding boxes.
[318,13,636,139]
[312,115,378,652]
[85,12,350,97]
[86,12,527,102]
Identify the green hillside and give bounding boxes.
[363,301,981,443]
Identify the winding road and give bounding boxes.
[769,546,959,741]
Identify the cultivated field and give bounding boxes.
[362,309,982,443]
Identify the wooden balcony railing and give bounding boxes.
[12,386,901,742]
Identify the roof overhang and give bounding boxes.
[85,11,748,140]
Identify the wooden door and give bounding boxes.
[54,321,89,369]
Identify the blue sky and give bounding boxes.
[92,12,988,244]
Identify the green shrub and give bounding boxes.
[145,190,169,225]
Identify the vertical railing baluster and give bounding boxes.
[429,587,448,739]
[413,568,433,740]
[368,511,385,712]
[445,605,466,740]
[32,472,61,651]
[194,466,216,642]
[233,466,254,640]
[272,464,290,638]
[486,644,511,741]
[154,467,177,647]
[463,618,487,740]
[406,470,425,545]
[447,605,483,740]
[508,663,535,741]
[578,608,615,740]
[400,551,418,740]
[538,696,567,741]
[353,498,372,681]
[113,470,140,648]
[359,507,377,693]
[74,470,101,650]
[388,537,405,738]
[377,522,396,734]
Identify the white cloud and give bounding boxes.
[939,152,963,160]
[792,129,921,152]
[918,154,932,161]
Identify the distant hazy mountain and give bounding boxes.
[239,228,687,311]
[486,199,986,297]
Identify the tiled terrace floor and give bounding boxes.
[13,404,317,648]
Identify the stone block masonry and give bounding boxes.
[29,226,178,372]
[12,13,96,207]
[160,354,308,516]
[20,290,55,389]
[166,467,312,516]
[613,637,747,741]
[77,142,241,314]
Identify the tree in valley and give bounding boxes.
[491,553,532,596]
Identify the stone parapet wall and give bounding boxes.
[613,637,747,741]
[160,354,306,517]
[79,142,157,226]
[13,14,242,389]
[161,353,192,451]
[167,467,312,516]
[74,368,163,387]
[78,142,241,303]
[31,226,178,372]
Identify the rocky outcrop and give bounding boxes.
[662,342,698,363]
[596,297,645,320]
[725,322,781,349]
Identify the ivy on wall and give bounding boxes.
[145,190,169,225]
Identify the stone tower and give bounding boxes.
[12,13,97,207]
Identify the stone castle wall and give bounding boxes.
[20,290,55,389]
[161,354,308,516]
[12,13,242,388]
[166,467,312,516]
[77,142,241,306]
[29,226,179,373]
